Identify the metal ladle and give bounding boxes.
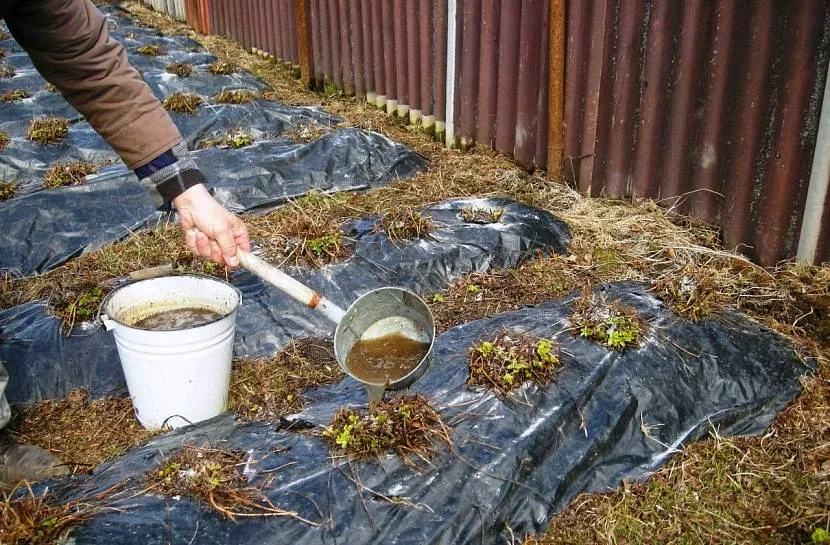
[238,250,435,405]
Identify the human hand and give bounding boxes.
[172,184,251,268]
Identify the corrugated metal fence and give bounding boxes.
[565,0,830,265]
[138,0,830,265]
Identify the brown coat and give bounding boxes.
[1,0,182,169]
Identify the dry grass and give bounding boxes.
[213,88,256,104]
[652,261,724,321]
[377,207,434,240]
[247,192,353,268]
[0,484,119,545]
[321,394,452,466]
[8,389,159,471]
[165,61,193,77]
[27,117,69,145]
[208,60,236,75]
[281,123,333,143]
[43,83,59,93]
[0,131,8,151]
[162,92,202,113]
[0,89,31,103]
[229,338,344,421]
[42,161,97,188]
[468,333,560,396]
[146,446,315,522]
[136,44,165,56]
[429,259,578,332]
[0,65,14,78]
[0,181,17,201]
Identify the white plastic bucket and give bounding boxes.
[100,275,242,430]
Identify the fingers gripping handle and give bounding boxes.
[237,250,346,324]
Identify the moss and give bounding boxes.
[571,286,644,351]
[0,89,31,103]
[165,62,194,77]
[468,333,560,395]
[208,60,235,75]
[27,117,70,144]
[321,394,451,463]
[136,44,165,56]
[43,161,97,189]
[161,92,202,113]
[377,207,434,240]
[213,88,256,104]
[0,180,18,201]
[460,206,504,224]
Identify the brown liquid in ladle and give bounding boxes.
[346,332,430,386]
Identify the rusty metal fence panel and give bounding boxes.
[565,0,830,265]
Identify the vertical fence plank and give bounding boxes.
[338,0,354,94]
[495,5,521,155]
[296,0,313,86]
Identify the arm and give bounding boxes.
[5,0,250,267]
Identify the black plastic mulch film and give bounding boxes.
[0,6,813,545]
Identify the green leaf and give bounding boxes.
[432,293,445,303]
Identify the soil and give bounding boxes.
[345,333,430,385]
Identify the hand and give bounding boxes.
[172,184,251,268]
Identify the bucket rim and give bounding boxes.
[99,273,243,332]
[334,287,436,389]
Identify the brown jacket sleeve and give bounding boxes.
[4,0,182,169]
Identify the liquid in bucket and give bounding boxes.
[131,306,223,330]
